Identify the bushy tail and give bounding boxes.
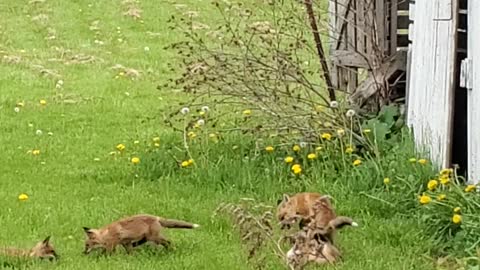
[327,216,358,231]
[158,218,200,229]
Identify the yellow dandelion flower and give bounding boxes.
[32,149,41,156]
[199,111,206,116]
[383,178,390,185]
[154,143,160,147]
[187,159,194,165]
[427,180,438,191]
[321,133,332,140]
[17,102,25,107]
[243,109,252,116]
[409,158,417,163]
[452,214,462,224]
[131,157,140,164]
[419,194,432,205]
[465,185,476,193]
[153,137,160,143]
[363,129,371,134]
[293,145,301,152]
[265,146,274,152]
[291,164,302,175]
[436,194,446,201]
[18,193,29,201]
[336,129,345,137]
[315,105,324,112]
[39,99,47,105]
[181,161,190,168]
[345,146,354,154]
[307,153,317,160]
[353,159,362,166]
[440,168,453,175]
[134,140,140,144]
[418,159,428,165]
[315,146,322,152]
[454,207,461,213]
[116,144,126,151]
[188,131,196,139]
[440,175,450,185]
[284,156,294,164]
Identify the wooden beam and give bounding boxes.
[331,50,371,68]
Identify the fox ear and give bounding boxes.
[42,236,51,244]
[83,227,93,235]
[282,194,290,203]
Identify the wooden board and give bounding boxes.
[467,1,480,185]
[406,0,458,169]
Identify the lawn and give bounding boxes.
[0,0,437,269]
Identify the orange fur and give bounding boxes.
[277,192,334,229]
[83,214,199,254]
[0,236,57,260]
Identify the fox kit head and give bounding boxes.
[277,194,298,229]
[30,236,58,261]
[83,227,104,254]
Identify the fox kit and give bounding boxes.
[307,197,358,243]
[83,214,200,254]
[286,216,357,269]
[277,192,331,229]
[0,236,58,261]
[286,228,341,269]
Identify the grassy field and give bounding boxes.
[0,0,439,269]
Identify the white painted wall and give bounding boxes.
[406,0,458,169]
[467,1,480,185]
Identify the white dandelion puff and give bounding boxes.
[14,107,20,113]
[329,101,339,108]
[201,106,210,112]
[47,132,54,136]
[55,79,64,89]
[299,141,307,148]
[197,119,205,126]
[180,107,190,114]
[35,130,43,136]
[346,109,356,117]
[144,46,150,52]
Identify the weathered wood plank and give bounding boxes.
[467,1,480,185]
[375,0,385,54]
[406,0,459,169]
[357,0,366,54]
[328,0,339,88]
[390,0,398,54]
[349,50,407,105]
[331,50,370,68]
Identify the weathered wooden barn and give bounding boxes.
[328,0,478,184]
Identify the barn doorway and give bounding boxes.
[452,0,468,177]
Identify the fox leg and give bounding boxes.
[148,234,171,249]
[122,243,134,254]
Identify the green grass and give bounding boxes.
[0,0,439,269]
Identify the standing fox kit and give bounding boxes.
[0,236,58,261]
[277,192,331,229]
[83,214,200,254]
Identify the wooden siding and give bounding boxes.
[406,0,459,169]
[467,1,480,185]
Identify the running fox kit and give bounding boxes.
[83,214,200,254]
[0,236,58,261]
